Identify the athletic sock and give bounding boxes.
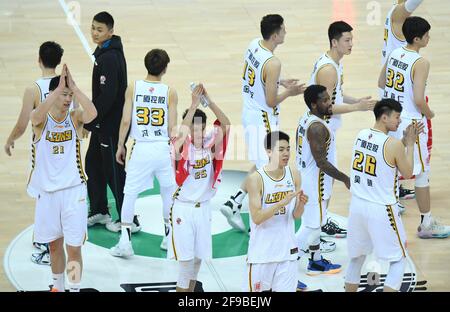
[231,189,247,205]
[52,273,65,292]
[420,212,432,228]
[120,225,132,244]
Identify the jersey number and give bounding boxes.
[242,61,256,87]
[386,69,404,92]
[194,170,207,180]
[52,145,64,155]
[352,150,377,176]
[274,206,286,216]
[136,107,165,126]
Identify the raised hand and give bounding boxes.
[191,83,204,108]
[280,79,300,88]
[357,96,377,111]
[287,83,306,96]
[65,65,78,91]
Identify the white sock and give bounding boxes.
[120,225,132,244]
[420,212,432,227]
[68,282,81,292]
[52,273,65,292]
[232,189,247,205]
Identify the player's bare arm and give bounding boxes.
[116,85,133,165]
[291,167,307,220]
[413,58,434,119]
[392,0,424,37]
[4,84,39,156]
[308,122,350,189]
[265,57,305,107]
[203,87,230,152]
[248,172,301,225]
[389,123,422,178]
[168,87,178,141]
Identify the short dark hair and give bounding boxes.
[144,49,170,76]
[93,11,114,29]
[328,21,353,47]
[402,16,431,44]
[39,41,64,69]
[264,131,290,150]
[304,84,327,109]
[374,99,402,120]
[182,108,207,124]
[49,75,68,92]
[260,14,284,40]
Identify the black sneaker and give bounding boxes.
[399,185,415,200]
[321,218,347,238]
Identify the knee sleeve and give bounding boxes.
[415,171,429,188]
[192,258,202,281]
[160,185,176,222]
[121,193,138,224]
[384,257,407,291]
[345,255,367,285]
[177,260,195,289]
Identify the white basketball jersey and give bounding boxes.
[296,111,335,202]
[383,47,423,119]
[175,144,215,203]
[350,128,397,205]
[381,4,407,65]
[131,80,170,142]
[247,167,298,263]
[35,77,54,104]
[242,38,280,116]
[28,113,86,194]
[309,53,344,132]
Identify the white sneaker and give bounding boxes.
[106,221,121,232]
[87,213,111,227]
[418,217,450,239]
[31,250,51,265]
[304,238,336,253]
[110,241,134,258]
[220,199,246,232]
[398,203,406,215]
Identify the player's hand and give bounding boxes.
[191,83,204,108]
[278,189,302,209]
[56,64,67,92]
[65,65,78,92]
[357,96,377,111]
[4,140,14,156]
[116,145,126,165]
[82,128,90,139]
[287,83,306,96]
[402,123,421,147]
[280,79,299,88]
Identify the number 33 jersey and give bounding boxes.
[131,80,170,142]
[350,128,397,205]
[28,112,86,195]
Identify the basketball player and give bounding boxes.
[28,65,97,292]
[246,131,308,292]
[295,85,348,275]
[4,41,65,265]
[168,84,230,292]
[380,0,425,202]
[379,16,449,238]
[110,49,177,257]
[345,99,422,292]
[309,21,377,239]
[222,14,306,232]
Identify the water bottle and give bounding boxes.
[190,82,209,107]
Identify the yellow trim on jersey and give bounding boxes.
[48,111,69,124]
[129,139,136,160]
[394,171,399,202]
[387,205,406,258]
[402,46,417,53]
[27,143,37,187]
[76,139,87,182]
[413,120,425,172]
[143,79,161,83]
[262,167,286,182]
[258,40,271,52]
[261,111,272,134]
[169,203,178,261]
[248,263,253,292]
[382,138,396,168]
[260,56,274,86]
[35,82,43,103]
[409,57,422,84]
[318,171,324,224]
[389,7,407,43]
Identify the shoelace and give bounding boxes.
[325,219,341,231]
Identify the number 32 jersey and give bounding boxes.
[131,80,170,142]
[350,128,397,205]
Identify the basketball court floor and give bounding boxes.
[0,0,449,291]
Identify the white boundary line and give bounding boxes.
[57,0,95,64]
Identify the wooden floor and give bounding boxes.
[0,0,449,291]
